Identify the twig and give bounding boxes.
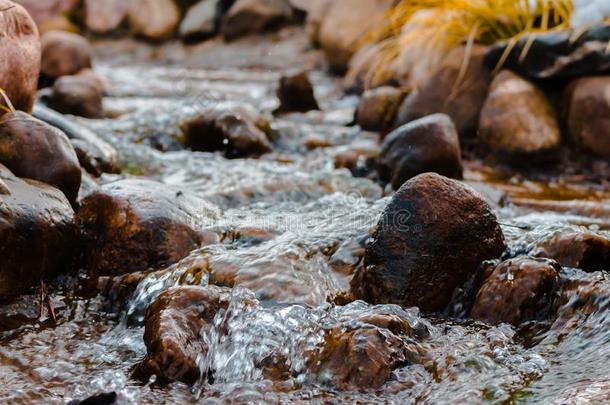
[0,88,15,113]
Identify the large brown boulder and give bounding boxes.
[565,76,610,157]
[471,257,560,325]
[221,0,293,40]
[0,0,40,114]
[128,0,180,40]
[352,173,506,313]
[317,0,393,73]
[532,231,610,272]
[84,0,130,35]
[40,31,92,81]
[135,286,232,385]
[0,164,75,300]
[394,45,492,137]
[77,179,220,276]
[378,113,463,190]
[49,75,104,119]
[0,111,81,203]
[479,70,561,155]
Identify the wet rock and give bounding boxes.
[128,0,180,41]
[181,104,272,158]
[378,114,463,190]
[13,0,77,28]
[395,45,492,137]
[479,70,561,155]
[352,173,506,313]
[471,257,560,325]
[84,0,130,35]
[41,31,92,81]
[565,76,610,157]
[32,104,120,176]
[75,68,108,94]
[135,286,232,385]
[67,392,117,405]
[356,86,407,133]
[317,0,392,73]
[485,25,610,80]
[77,179,220,276]
[179,0,221,41]
[533,231,610,272]
[49,75,104,119]
[0,0,40,114]
[0,111,81,203]
[0,164,75,300]
[275,70,319,113]
[221,0,293,40]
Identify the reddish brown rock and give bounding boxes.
[135,286,232,384]
[77,179,220,276]
[0,111,81,203]
[533,231,610,272]
[0,0,40,114]
[356,86,407,133]
[0,164,76,300]
[13,0,76,27]
[84,0,130,34]
[394,45,492,137]
[352,173,506,313]
[566,76,610,157]
[128,0,180,40]
[41,31,92,81]
[479,70,561,155]
[49,75,104,118]
[471,257,560,325]
[275,70,319,113]
[378,113,463,190]
[221,0,293,40]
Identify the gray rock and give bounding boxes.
[179,0,222,41]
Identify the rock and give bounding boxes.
[49,75,104,118]
[318,0,393,73]
[0,164,75,300]
[395,45,492,137]
[75,68,108,93]
[128,0,180,41]
[221,0,293,40]
[67,392,117,405]
[356,86,407,132]
[471,257,560,325]
[0,1,40,114]
[0,111,81,203]
[565,76,610,157]
[378,114,463,190]
[532,231,610,272]
[485,25,610,80]
[135,286,232,385]
[13,0,77,27]
[179,0,221,41]
[303,0,331,46]
[84,0,130,35]
[479,70,561,155]
[32,104,120,176]
[352,173,506,313]
[181,104,272,158]
[275,70,319,113]
[77,179,220,276]
[40,31,92,81]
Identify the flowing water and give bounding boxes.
[1,28,610,404]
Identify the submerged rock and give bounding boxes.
[275,70,319,113]
[181,104,272,158]
[356,86,407,133]
[128,0,180,41]
[0,111,81,204]
[479,70,561,155]
[179,0,222,41]
[77,179,220,276]
[0,0,40,114]
[471,257,560,325]
[84,0,130,35]
[395,45,492,137]
[0,164,75,300]
[533,231,610,272]
[41,31,92,81]
[378,114,463,190]
[565,76,610,157]
[352,173,506,313]
[49,75,104,119]
[135,286,232,385]
[221,0,293,40]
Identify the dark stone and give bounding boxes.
[533,231,610,272]
[221,0,292,40]
[352,173,506,313]
[356,86,406,133]
[275,70,319,113]
[378,114,463,190]
[40,31,92,81]
[68,392,117,405]
[49,75,104,119]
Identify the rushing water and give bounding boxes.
[1,29,610,404]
